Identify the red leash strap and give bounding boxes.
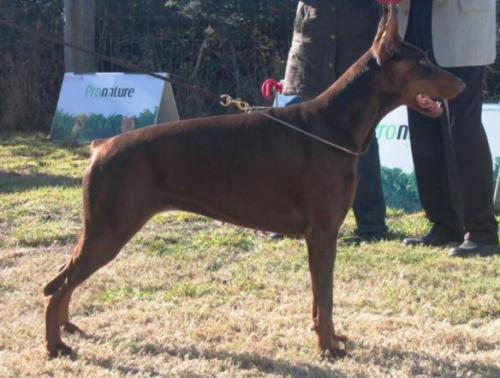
[261,79,283,99]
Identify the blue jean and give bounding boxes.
[353,138,388,235]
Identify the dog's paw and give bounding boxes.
[63,322,83,334]
[320,347,348,361]
[334,333,348,342]
[333,333,348,349]
[47,342,73,359]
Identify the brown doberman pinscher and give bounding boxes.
[44,11,464,358]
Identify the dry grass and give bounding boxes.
[0,134,499,377]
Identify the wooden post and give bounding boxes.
[63,0,96,72]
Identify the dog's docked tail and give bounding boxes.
[90,138,107,153]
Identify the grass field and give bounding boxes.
[0,133,499,377]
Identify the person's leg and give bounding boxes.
[446,66,499,256]
[403,0,498,253]
[352,138,388,239]
[402,0,464,246]
[403,108,464,245]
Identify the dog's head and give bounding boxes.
[372,9,465,118]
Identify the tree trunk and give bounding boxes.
[63,0,96,72]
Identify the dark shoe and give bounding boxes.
[341,233,385,246]
[270,233,284,240]
[402,231,462,247]
[339,235,361,245]
[359,232,385,245]
[448,240,500,257]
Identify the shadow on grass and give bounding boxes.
[353,343,500,377]
[0,171,81,193]
[47,140,91,160]
[83,356,163,376]
[73,336,348,377]
[55,332,500,377]
[0,251,25,268]
[0,132,91,159]
[117,343,347,377]
[149,343,498,377]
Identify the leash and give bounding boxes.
[0,18,365,157]
[219,96,365,156]
[0,18,223,104]
[253,110,365,157]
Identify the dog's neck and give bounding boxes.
[310,51,402,154]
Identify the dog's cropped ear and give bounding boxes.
[372,9,402,65]
[373,11,389,46]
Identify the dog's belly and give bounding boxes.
[153,154,308,234]
[161,186,306,235]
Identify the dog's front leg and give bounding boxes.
[305,229,347,359]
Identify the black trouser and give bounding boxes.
[405,0,498,243]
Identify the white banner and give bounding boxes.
[50,73,179,143]
[377,104,500,173]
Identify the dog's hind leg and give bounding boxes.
[43,263,80,333]
[59,287,81,334]
[45,209,151,358]
[44,234,121,357]
[305,228,347,359]
[45,256,85,334]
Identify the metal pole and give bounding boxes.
[494,166,500,212]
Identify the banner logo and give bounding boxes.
[85,85,136,98]
[376,124,409,140]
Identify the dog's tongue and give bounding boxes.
[417,94,442,117]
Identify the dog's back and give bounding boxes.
[85,108,352,235]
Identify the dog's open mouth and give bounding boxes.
[416,94,443,117]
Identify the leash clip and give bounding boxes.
[220,94,249,112]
